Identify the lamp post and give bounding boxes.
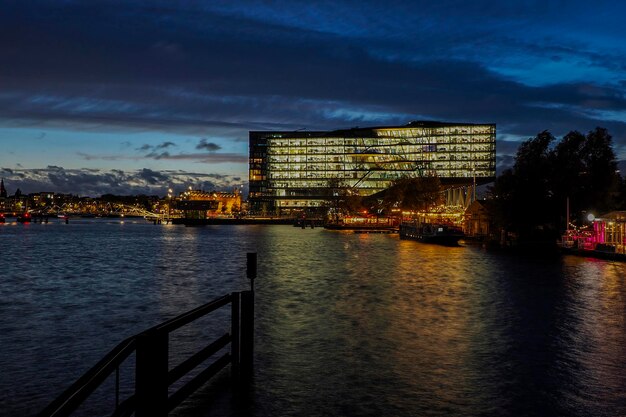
[167,188,173,223]
[472,168,476,203]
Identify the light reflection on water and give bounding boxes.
[1,221,625,416]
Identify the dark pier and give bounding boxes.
[39,254,257,417]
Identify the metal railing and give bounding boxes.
[39,253,257,417]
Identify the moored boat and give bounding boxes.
[399,221,464,246]
[324,216,398,232]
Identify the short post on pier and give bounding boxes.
[231,253,256,382]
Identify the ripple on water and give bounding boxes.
[1,223,626,416]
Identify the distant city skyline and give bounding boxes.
[2,1,626,196]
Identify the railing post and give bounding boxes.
[135,329,168,417]
[231,291,241,379]
[240,290,254,378]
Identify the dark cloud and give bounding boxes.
[137,141,177,154]
[74,149,247,163]
[145,151,171,160]
[0,2,623,141]
[143,151,247,163]
[196,139,222,152]
[137,168,169,185]
[0,166,244,196]
[156,141,176,149]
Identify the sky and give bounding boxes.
[1,0,626,196]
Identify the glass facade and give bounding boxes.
[249,122,496,211]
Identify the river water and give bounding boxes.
[1,219,625,416]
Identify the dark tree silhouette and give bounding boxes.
[490,127,622,241]
[374,175,443,215]
[491,131,555,238]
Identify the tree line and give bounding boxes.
[489,127,624,242]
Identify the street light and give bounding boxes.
[167,189,174,223]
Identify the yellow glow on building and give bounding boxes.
[249,122,495,211]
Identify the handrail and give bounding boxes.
[39,250,257,417]
[39,291,253,417]
[39,337,136,417]
[155,293,232,334]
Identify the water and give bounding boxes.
[1,220,625,416]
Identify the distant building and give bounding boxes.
[249,121,496,212]
[175,189,242,219]
[0,179,7,199]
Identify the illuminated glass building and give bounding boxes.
[249,121,496,211]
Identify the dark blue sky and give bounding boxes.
[1,0,625,196]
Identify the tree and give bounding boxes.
[379,175,443,215]
[580,127,620,214]
[490,127,621,241]
[549,130,586,224]
[548,127,620,224]
[491,131,555,238]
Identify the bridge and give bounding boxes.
[25,202,167,220]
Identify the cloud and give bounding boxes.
[0,0,625,169]
[75,149,247,163]
[196,138,222,151]
[0,2,624,140]
[156,141,176,149]
[0,166,246,196]
[148,152,248,163]
[145,151,171,160]
[137,168,169,185]
[136,141,176,153]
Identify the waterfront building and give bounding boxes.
[591,211,626,254]
[175,189,242,219]
[249,121,496,212]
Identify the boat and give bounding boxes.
[324,216,398,232]
[0,213,5,223]
[399,221,465,246]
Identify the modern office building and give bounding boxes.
[249,121,496,212]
